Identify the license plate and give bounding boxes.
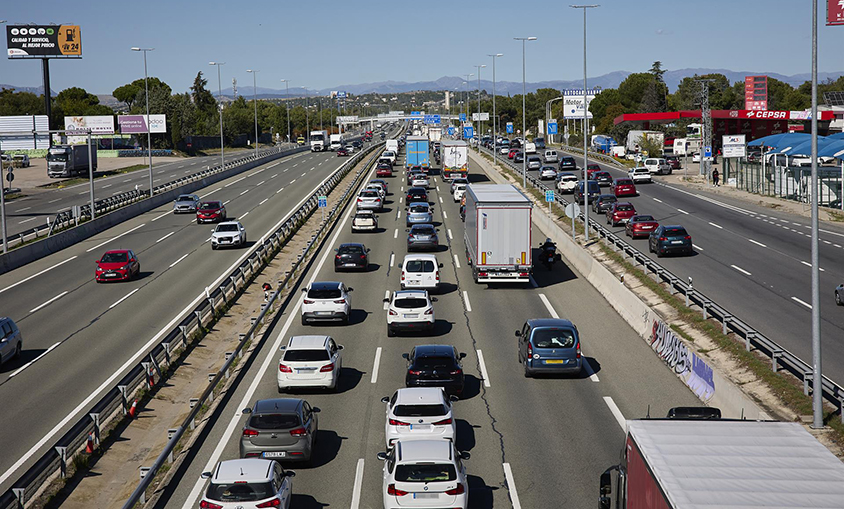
[642,226,653,229]
[413,493,438,499]
[407,281,419,285]
[315,311,332,316]
[262,452,286,458]
[105,273,117,277]
[296,368,315,374]
[410,424,431,430]
[545,359,565,364]
[345,263,357,267]
[671,240,683,244]
[403,314,418,319]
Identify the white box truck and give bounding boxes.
[428,127,442,143]
[464,184,533,284]
[310,130,328,151]
[441,140,468,181]
[329,133,343,151]
[47,145,98,178]
[385,139,399,154]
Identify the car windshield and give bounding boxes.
[395,464,457,483]
[415,356,454,369]
[283,349,330,362]
[562,176,577,181]
[394,298,429,309]
[101,252,128,263]
[665,228,688,237]
[307,288,341,299]
[355,212,373,219]
[616,204,635,211]
[177,195,194,202]
[206,482,274,502]
[405,260,434,272]
[199,202,220,209]
[633,215,655,222]
[216,224,239,232]
[411,227,435,236]
[600,196,617,202]
[361,191,378,198]
[249,413,300,430]
[339,245,364,254]
[532,328,576,348]
[393,403,447,417]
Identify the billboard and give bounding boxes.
[64,116,114,134]
[7,25,81,58]
[722,134,746,158]
[118,114,166,134]
[828,0,844,25]
[562,90,598,119]
[471,112,490,121]
[744,76,768,111]
[0,115,50,149]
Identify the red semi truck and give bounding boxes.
[600,407,844,509]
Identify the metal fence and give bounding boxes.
[724,159,844,211]
[0,140,385,509]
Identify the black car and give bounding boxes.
[352,140,362,149]
[514,152,525,163]
[334,243,370,271]
[573,181,601,204]
[403,344,466,397]
[559,156,577,171]
[648,225,693,257]
[593,171,613,186]
[406,187,428,203]
[592,194,618,214]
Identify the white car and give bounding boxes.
[352,210,378,232]
[300,281,352,325]
[411,175,430,189]
[381,387,457,448]
[692,152,701,163]
[378,440,469,509]
[384,290,436,337]
[400,254,442,291]
[277,335,343,392]
[628,167,653,183]
[357,189,383,211]
[365,184,386,200]
[643,157,670,175]
[452,183,467,202]
[200,459,294,509]
[499,146,510,155]
[449,178,468,194]
[539,166,558,180]
[211,220,247,249]
[382,151,397,165]
[556,173,578,194]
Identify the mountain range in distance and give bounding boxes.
[2,68,843,100]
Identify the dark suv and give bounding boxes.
[559,156,577,171]
[403,344,466,396]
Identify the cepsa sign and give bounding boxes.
[745,110,788,119]
[828,0,844,25]
[7,25,82,58]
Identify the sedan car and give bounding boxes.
[336,147,349,156]
[211,221,247,249]
[648,225,693,257]
[240,398,319,463]
[403,345,466,397]
[384,289,436,336]
[592,194,618,214]
[405,187,428,204]
[196,200,227,223]
[628,167,653,184]
[527,156,543,170]
[626,215,660,238]
[539,166,557,180]
[300,281,352,325]
[507,148,519,159]
[407,202,434,226]
[593,171,613,186]
[612,178,637,197]
[95,249,140,282]
[516,318,583,377]
[381,387,457,448]
[277,335,343,392]
[334,243,370,271]
[376,164,393,178]
[200,459,294,509]
[606,202,637,226]
[407,224,439,251]
[411,174,430,189]
[173,193,200,214]
[352,210,378,232]
[378,440,469,509]
[356,189,383,211]
[556,173,578,194]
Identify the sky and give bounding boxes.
[1,0,844,95]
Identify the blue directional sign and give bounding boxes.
[547,122,558,135]
[463,126,474,139]
[459,113,467,122]
[545,190,555,203]
[447,127,455,136]
[318,196,328,208]
[704,146,712,158]
[423,115,441,125]
[506,122,514,134]
[411,111,422,116]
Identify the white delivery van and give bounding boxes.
[544,150,559,163]
[400,254,443,291]
[386,139,399,154]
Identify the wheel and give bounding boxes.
[211,244,217,250]
[387,325,396,337]
[606,217,610,225]
[342,313,350,325]
[648,242,654,253]
[277,386,285,394]
[837,291,843,306]
[523,361,532,378]
[657,248,664,258]
[301,315,307,326]
[14,342,21,359]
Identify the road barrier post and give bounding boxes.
[139,467,150,504]
[55,446,68,478]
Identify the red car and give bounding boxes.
[612,178,637,197]
[95,249,140,283]
[376,165,393,177]
[606,202,637,226]
[626,214,660,238]
[336,147,349,156]
[508,148,519,159]
[196,200,227,223]
[582,164,602,180]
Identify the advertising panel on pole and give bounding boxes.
[0,115,50,149]
[562,89,598,119]
[336,116,358,124]
[64,116,115,134]
[722,134,746,158]
[118,114,167,134]
[744,75,768,111]
[538,119,544,136]
[471,112,490,121]
[7,25,82,58]
[828,0,844,25]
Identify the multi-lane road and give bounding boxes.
[156,154,700,508]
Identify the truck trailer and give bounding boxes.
[464,184,533,284]
[47,144,98,178]
[441,140,468,181]
[310,130,329,152]
[405,135,430,169]
[600,410,844,509]
[329,133,343,151]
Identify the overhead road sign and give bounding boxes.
[7,25,82,58]
[423,115,441,124]
[472,113,490,121]
[411,111,422,116]
[463,126,474,139]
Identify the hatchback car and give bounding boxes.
[559,156,577,171]
[582,164,602,180]
[507,148,519,159]
[406,202,434,226]
[334,243,370,271]
[211,221,247,249]
[378,440,469,509]
[527,156,542,170]
[411,174,430,189]
[95,249,140,282]
[452,183,467,203]
[357,189,383,211]
[381,387,457,448]
[593,171,613,186]
[628,167,653,184]
[516,318,583,377]
[277,335,343,392]
[407,224,439,251]
[649,225,693,257]
[200,458,294,509]
[196,200,227,223]
[336,147,349,157]
[371,179,389,194]
[449,178,469,194]
[539,166,557,180]
[351,210,378,232]
[0,317,22,365]
[592,194,618,214]
[385,290,436,336]
[626,215,660,238]
[606,202,637,226]
[514,152,525,163]
[240,398,319,462]
[173,193,200,214]
[365,184,386,201]
[612,178,637,197]
[403,345,466,396]
[405,187,428,204]
[376,164,393,178]
[300,281,352,325]
[573,180,601,204]
[556,173,578,194]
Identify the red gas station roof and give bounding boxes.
[613,109,834,125]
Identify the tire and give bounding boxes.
[277,386,285,394]
[14,342,21,359]
[837,292,843,306]
[301,315,307,326]
[342,313,350,326]
[657,248,664,258]
[211,244,217,250]
[523,361,532,378]
[387,325,395,338]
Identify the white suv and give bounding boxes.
[384,290,436,337]
[556,173,578,194]
[211,220,247,249]
[200,458,294,509]
[300,282,352,325]
[452,183,467,203]
[628,167,653,183]
[377,440,469,509]
[381,387,457,448]
[277,335,343,392]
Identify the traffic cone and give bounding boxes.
[85,432,94,454]
[128,399,138,418]
[147,371,155,389]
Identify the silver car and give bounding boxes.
[0,317,22,364]
[240,398,319,463]
[173,193,200,213]
[406,202,433,226]
[527,156,543,170]
[357,189,383,211]
[407,224,439,251]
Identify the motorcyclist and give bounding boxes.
[540,238,557,254]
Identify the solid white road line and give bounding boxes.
[792,296,812,309]
[169,253,189,268]
[447,229,453,240]
[502,463,522,509]
[8,341,60,378]
[18,218,37,224]
[389,253,395,267]
[48,198,62,204]
[224,176,246,187]
[538,294,560,319]
[677,208,689,214]
[15,206,31,212]
[266,162,279,169]
[0,256,78,295]
[200,188,222,199]
[652,198,662,203]
[453,254,461,269]
[371,347,383,384]
[30,291,68,313]
[692,244,703,251]
[463,291,472,312]
[350,459,365,509]
[156,231,175,243]
[109,288,139,309]
[731,265,751,276]
[477,349,491,388]
[442,210,448,219]
[748,239,767,248]
[708,221,723,229]
[85,223,145,253]
[101,184,112,189]
[393,229,398,239]
[603,396,627,431]
[151,210,171,222]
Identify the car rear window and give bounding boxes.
[284,349,330,362]
[101,252,128,263]
[340,245,364,254]
[617,179,633,185]
[405,260,435,272]
[395,464,457,483]
[249,413,300,429]
[361,191,379,198]
[665,228,688,237]
[409,205,429,213]
[199,202,220,209]
[394,298,429,309]
[414,356,454,369]
[633,215,655,222]
[532,329,576,348]
[206,482,274,502]
[393,403,447,417]
[616,204,635,211]
[307,288,342,299]
[411,227,435,236]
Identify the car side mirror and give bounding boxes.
[211,229,215,234]
[200,471,212,480]
[334,249,339,253]
[431,297,438,302]
[401,353,409,360]
[312,406,321,413]
[242,407,252,414]
[438,263,444,268]
[94,259,99,263]
[367,248,371,252]
[347,287,353,292]
[514,330,521,337]
[301,288,307,293]
[449,395,459,402]
[336,344,344,350]
[377,452,388,461]
[380,396,390,403]
[459,352,467,359]
[459,451,471,460]
[284,470,296,477]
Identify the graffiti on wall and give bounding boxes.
[650,319,715,402]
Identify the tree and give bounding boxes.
[649,61,666,83]
[0,88,44,116]
[113,84,140,110]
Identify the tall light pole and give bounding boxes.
[0,20,7,253]
[247,69,260,157]
[280,79,290,144]
[131,47,155,196]
[809,0,822,430]
[302,87,310,142]
[474,64,486,153]
[488,54,503,165]
[209,61,226,169]
[514,37,537,187]
[462,74,473,132]
[571,5,597,241]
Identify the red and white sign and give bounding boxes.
[828,0,844,25]
[745,110,788,119]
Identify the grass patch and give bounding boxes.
[826,209,844,222]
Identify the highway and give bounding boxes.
[0,142,364,492]
[497,146,844,390]
[158,154,700,508]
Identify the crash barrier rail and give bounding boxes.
[8,145,307,250]
[481,146,844,419]
[557,143,627,169]
[0,140,385,509]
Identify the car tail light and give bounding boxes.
[389,418,410,426]
[684,235,691,240]
[433,418,452,426]
[256,498,282,508]
[279,363,292,373]
[289,427,308,437]
[335,255,341,260]
[244,452,261,457]
[357,198,362,202]
[320,363,335,372]
[424,308,433,315]
[519,272,529,277]
[242,428,259,437]
[303,299,314,304]
[387,484,408,496]
[401,272,405,281]
[576,341,582,359]
[408,369,421,375]
[527,342,533,357]
[389,309,398,316]
[478,272,487,277]
[334,299,346,304]
[450,369,463,375]
[445,484,465,495]
[200,501,224,509]
[360,255,367,259]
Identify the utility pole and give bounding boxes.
[809,0,822,430]
[695,79,715,179]
[488,54,503,166]
[474,64,486,153]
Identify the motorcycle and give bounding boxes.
[539,243,560,270]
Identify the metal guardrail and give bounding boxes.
[0,140,386,509]
[556,143,627,169]
[480,145,844,420]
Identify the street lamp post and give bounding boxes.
[462,74,473,136]
[546,96,563,144]
[488,54,503,167]
[247,69,260,158]
[302,87,310,143]
[514,37,537,188]
[474,64,486,153]
[209,61,226,170]
[571,5,597,241]
[280,80,290,144]
[809,0,823,430]
[131,47,155,196]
